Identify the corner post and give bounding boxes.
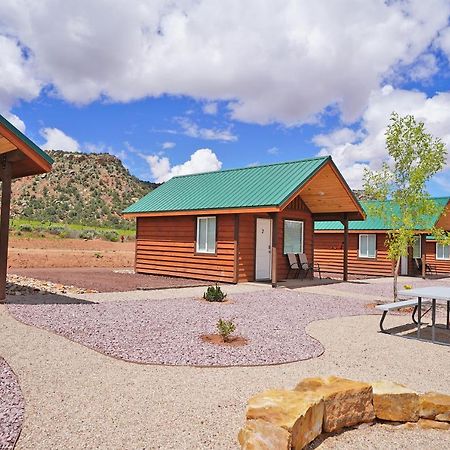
[233,214,240,283]
[270,212,278,287]
[0,156,12,301]
[421,234,427,279]
[341,214,349,282]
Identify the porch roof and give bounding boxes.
[124,156,365,220]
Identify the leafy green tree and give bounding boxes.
[363,112,450,300]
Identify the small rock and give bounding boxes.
[420,392,450,419]
[238,419,291,450]
[417,418,450,430]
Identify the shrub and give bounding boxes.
[216,319,236,342]
[203,284,227,302]
[19,224,33,232]
[49,226,66,236]
[102,230,119,242]
[79,229,98,240]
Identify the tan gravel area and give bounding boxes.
[1,303,449,449]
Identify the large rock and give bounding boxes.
[420,392,450,419]
[295,376,375,432]
[246,389,324,449]
[371,380,419,422]
[238,419,290,449]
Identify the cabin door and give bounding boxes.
[255,218,272,280]
[400,255,409,275]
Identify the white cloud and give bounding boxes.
[162,141,176,149]
[175,117,237,141]
[4,112,26,133]
[0,0,449,125]
[314,85,450,188]
[40,127,81,152]
[267,146,279,155]
[144,148,222,182]
[202,102,218,115]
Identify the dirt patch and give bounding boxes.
[8,237,135,268]
[200,334,248,346]
[10,268,208,292]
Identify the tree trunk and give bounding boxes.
[393,258,400,301]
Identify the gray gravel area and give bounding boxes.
[7,289,376,366]
[0,357,24,450]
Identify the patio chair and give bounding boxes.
[287,253,300,279]
[413,258,438,276]
[298,253,322,280]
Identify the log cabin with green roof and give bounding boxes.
[123,156,365,285]
[314,197,450,278]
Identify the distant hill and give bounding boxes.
[11,150,157,229]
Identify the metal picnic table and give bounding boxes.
[398,286,450,346]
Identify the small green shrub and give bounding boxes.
[203,284,227,302]
[102,230,119,242]
[216,319,236,342]
[79,229,98,240]
[49,226,66,236]
[19,224,33,232]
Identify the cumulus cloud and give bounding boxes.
[144,148,222,182]
[202,102,218,115]
[174,117,237,141]
[314,85,450,188]
[40,127,81,152]
[0,0,449,125]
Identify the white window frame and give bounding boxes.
[413,236,421,259]
[196,216,216,254]
[436,242,450,260]
[283,220,304,255]
[358,234,376,259]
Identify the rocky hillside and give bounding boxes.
[11,150,156,229]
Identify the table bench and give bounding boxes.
[375,299,431,332]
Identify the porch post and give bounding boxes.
[421,234,427,279]
[342,214,349,282]
[270,212,278,288]
[0,156,12,301]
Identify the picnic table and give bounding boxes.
[398,286,450,345]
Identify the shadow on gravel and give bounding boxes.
[6,291,95,305]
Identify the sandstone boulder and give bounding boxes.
[435,412,450,422]
[238,419,290,450]
[371,380,419,422]
[420,392,450,419]
[246,389,324,449]
[417,418,450,430]
[295,376,375,432]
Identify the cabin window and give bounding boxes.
[196,216,216,253]
[283,220,304,254]
[359,234,376,258]
[413,236,421,258]
[436,243,450,260]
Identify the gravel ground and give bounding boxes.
[0,357,24,450]
[7,289,376,366]
[1,306,449,450]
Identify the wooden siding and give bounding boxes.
[426,241,450,274]
[314,232,394,277]
[135,215,236,283]
[237,195,314,282]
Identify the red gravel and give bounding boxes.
[10,268,209,292]
[7,289,377,366]
[0,357,24,450]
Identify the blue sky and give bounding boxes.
[1,1,450,193]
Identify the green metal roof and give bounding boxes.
[124,156,331,214]
[0,113,54,165]
[315,197,450,231]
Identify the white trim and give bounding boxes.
[436,242,450,260]
[412,236,421,259]
[358,233,376,258]
[283,220,304,255]
[196,216,216,254]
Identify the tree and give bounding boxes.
[363,112,449,300]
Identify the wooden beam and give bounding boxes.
[270,212,278,287]
[312,212,362,221]
[233,213,240,283]
[341,214,349,282]
[421,234,427,279]
[0,137,16,154]
[0,157,12,300]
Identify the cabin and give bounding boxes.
[0,114,53,299]
[314,197,450,278]
[123,156,365,285]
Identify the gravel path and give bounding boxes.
[0,357,24,450]
[7,289,376,366]
[1,306,449,450]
